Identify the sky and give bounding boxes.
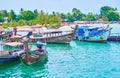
[0,0,120,14]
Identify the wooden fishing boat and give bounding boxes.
[10,25,78,44]
[0,42,24,65]
[29,25,78,44]
[75,25,112,43]
[20,38,47,65]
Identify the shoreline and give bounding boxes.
[62,21,120,26]
[0,22,120,29]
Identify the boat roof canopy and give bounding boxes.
[4,42,23,47]
[78,26,100,30]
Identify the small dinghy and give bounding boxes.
[20,38,47,65]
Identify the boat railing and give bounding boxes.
[42,31,63,38]
[0,51,10,56]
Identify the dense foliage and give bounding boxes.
[0,6,120,28]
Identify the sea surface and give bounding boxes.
[0,24,120,78]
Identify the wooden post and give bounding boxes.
[13,26,17,36]
[24,39,29,61]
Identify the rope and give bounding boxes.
[19,55,27,66]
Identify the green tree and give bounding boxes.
[9,21,18,27]
[49,15,61,28]
[8,10,16,22]
[0,10,8,22]
[72,8,86,21]
[52,11,56,16]
[100,6,116,17]
[86,13,97,21]
[0,18,4,22]
[0,10,8,17]
[34,9,38,18]
[35,12,61,28]
[17,19,28,26]
[67,12,74,22]
[72,8,79,20]
[102,16,108,21]
[61,13,66,19]
[107,10,119,21]
[36,13,49,25]
[20,10,35,21]
[20,8,24,14]
[2,23,9,28]
[28,20,37,25]
[40,10,44,14]
[81,16,86,21]
[72,8,80,21]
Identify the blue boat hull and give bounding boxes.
[75,31,109,43]
[0,56,19,65]
[75,26,112,43]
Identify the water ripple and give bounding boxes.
[0,41,120,78]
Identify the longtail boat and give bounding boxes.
[10,25,78,44]
[75,25,112,43]
[20,38,47,65]
[0,42,24,65]
[29,25,78,44]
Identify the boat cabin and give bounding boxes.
[75,26,104,37]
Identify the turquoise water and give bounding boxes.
[0,40,120,78]
[0,24,120,78]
